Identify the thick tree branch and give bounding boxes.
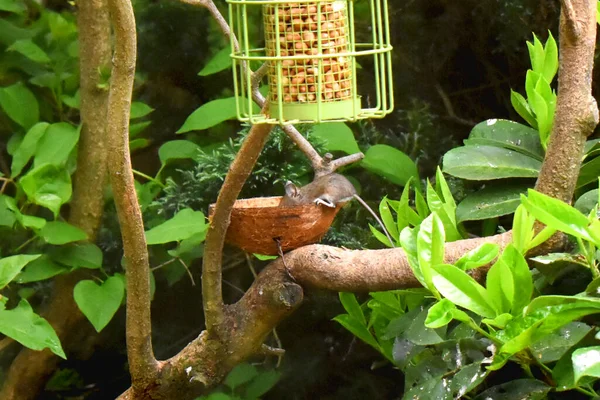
[559,0,583,39]
[106,0,158,391]
[0,0,112,398]
[203,115,274,336]
[536,0,598,201]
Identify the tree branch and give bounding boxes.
[203,113,274,337]
[559,0,583,39]
[106,0,158,390]
[0,0,112,397]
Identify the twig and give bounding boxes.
[178,258,196,286]
[434,83,476,127]
[106,0,158,389]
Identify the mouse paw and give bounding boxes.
[315,198,336,208]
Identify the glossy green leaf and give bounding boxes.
[311,122,360,155]
[417,213,445,295]
[177,97,238,133]
[467,119,543,159]
[527,34,545,74]
[52,243,103,269]
[158,140,200,165]
[129,121,151,138]
[426,182,461,241]
[530,322,591,363]
[380,197,399,240]
[34,123,79,168]
[400,226,425,287]
[369,224,393,247]
[38,221,87,245]
[11,122,49,177]
[521,190,594,243]
[435,168,457,210]
[74,275,125,332]
[129,138,149,151]
[572,346,600,384]
[512,204,535,253]
[0,299,65,358]
[0,195,17,227]
[333,314,381,353]
[19,164,72,217]
[455,243,499,271]
[145,208,207,244]
[198,45,232,76]
[472,379,550,400]
[510,91,538,129]
[456,183,531,222]
[425,298,456,328]
[16,256,67,283]
[0,254,41,288]
[0,82,39,129]
[443,145,541,180]
[361,144,418,186]
[431,264,496,318]
[404,306,445,345]
[7,39,50,63]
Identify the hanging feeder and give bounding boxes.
[227,0,394,124]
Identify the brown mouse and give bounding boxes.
[281,173,395,246]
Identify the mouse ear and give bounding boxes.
[284,181,300,198]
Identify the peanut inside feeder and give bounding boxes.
[264,1,359,121]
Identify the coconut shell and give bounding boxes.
[209,196,343,255]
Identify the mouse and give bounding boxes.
[280,173,395,246]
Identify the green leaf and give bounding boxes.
[431,264,496,318]
[361,144,419,186]
[530,322,591,363]
[7,39,50,64]
[130,102,154,119]
[527,34,545,74]
[467,119,543,159]
[0,0,26,13]
[577,156,600,189]
[19,164,72,217]
[503,245,533,314]
[369,224,393,247]
[11,122,49,177]
[198,45,232,76]
[472,379,550,400]
[16,256,67,283]
[52,243,103,269]
[512,204,535,253]
[521,190,594,243]
[542,32,558,84]
[158,140,200,165]
[443,145,541,180]
[34,123,79,168]
[530,83,550,147]
[380,197,399,241]
[417,213,445,296]
[486,255,513,315]
[0,195,17,227]
[456,182,531,222]
[177,97,239,133]
[333,314,382,354]
[243,370,281,399]
[61,90,80,109]
[129,121,151,138]
[571,346,600,384]
[454,243,499,271]
[0,254,41,288]
[339,292,366,325]
[38,221,87,245]
[129,138,149,151]
[224,363,258,390]
[0,299,65,358]
[510,91,538,129]
[574,189,599,215]
[0,82,39,129]
[425,298,456,328]
[145,208,207,245]
[311,123,360,155]
[74,275,125,332]
[425,182,461,241]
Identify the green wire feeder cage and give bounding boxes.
[227,0,394,124]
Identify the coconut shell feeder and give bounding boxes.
[209,197,345,255]
[213,0,394,254]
